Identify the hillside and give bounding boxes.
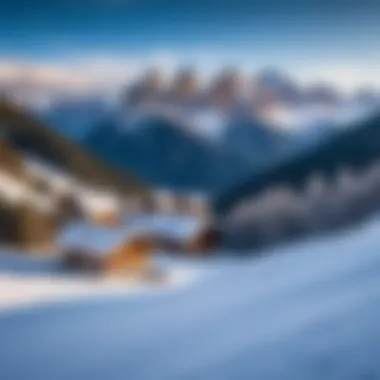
[220,116,291,165]
[85,115,251,193]
[39,98,111,140]
[0,147,56,249]
[214,111,380,214]
[0,100,147,198]
[0,100,150,248]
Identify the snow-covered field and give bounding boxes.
[0,216,380,380]
[0,251,205,311]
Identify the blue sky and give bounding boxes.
[0,0,378,61]
[0,0,378,95]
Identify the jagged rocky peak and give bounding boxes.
[123,68,165,107]
[252,68,301,105]
[171,67,198,100]
[208,67,244,107]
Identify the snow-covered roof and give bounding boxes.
[58,214,201,255]
[75,187,122,217]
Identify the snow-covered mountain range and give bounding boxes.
[23,68,378,195]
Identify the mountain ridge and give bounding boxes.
[0,100,147,198]
[214,111,380,214]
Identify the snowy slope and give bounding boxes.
[0,251,203,311]
[24,157,124,219]
[0,169,54,212]
[0,216,380,380]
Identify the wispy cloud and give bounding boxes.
[0,52,378,108]
[0,52,180,106]
[296,62,380,93]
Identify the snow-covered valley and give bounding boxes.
[0,215,379,380]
